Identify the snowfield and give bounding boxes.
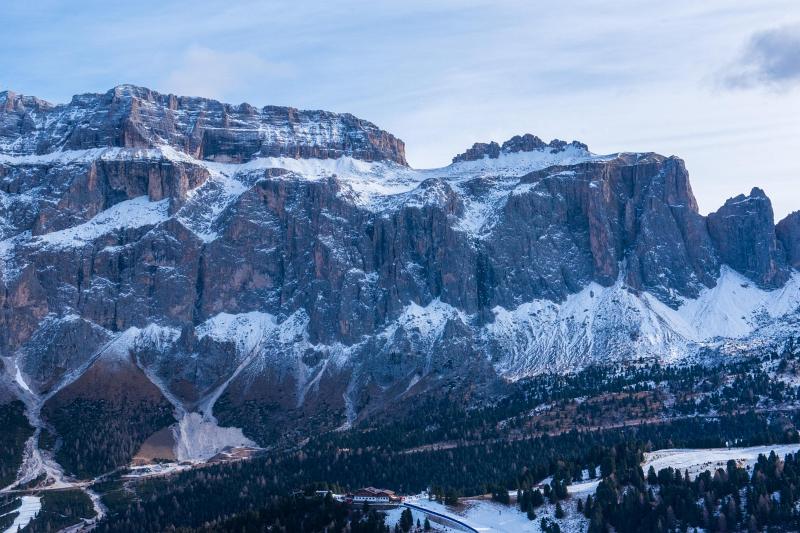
[406,493,588,533]
[488,267,800,379]
[1,495,41,533]
[643,443,800,479]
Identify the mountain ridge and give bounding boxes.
[1,86,799,487]
[0,84,407,165]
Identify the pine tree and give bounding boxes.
[647,465,657,484]
[399,507,413,532]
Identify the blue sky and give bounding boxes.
[3,0,799,217]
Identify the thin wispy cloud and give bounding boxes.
[162,46,294,102]
[722,24,800,90]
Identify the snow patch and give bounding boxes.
[36,196,169,248]
[13,359,33,395]
[1,496,41,533]
[0,232,30,282]
[643,444,800,480]
[441,145,598,179]
[408,493,589,533]
[196,311,277,355]
[488,268,800,379]
[647,266,800,341]
[0,147,127,166]
[394,299,468,339]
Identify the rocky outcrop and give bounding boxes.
[707,187,789,288]
[485,154,719,306]
[2,86,800,457]
[452,134,587,163]
[0,86,406,165]
[777,211,800,269]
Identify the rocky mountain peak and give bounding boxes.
[451,133,588,163]
[777,211,800,269]
[708,187,789,288]
[0,89,53,113]
[3,85,800,464]
[0,85,407,165]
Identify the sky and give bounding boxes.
[2,0,799,217]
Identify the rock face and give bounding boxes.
[707,187,789,287]
[777,211,800,269]
[452,134,586,163]
[0,86,406,164]
[1,85,799,459]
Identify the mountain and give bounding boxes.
[1,85,799,484]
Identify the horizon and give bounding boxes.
[2,0,798,218]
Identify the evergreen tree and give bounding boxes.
[399,507,413,532]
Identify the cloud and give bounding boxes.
[722,24,800,90]
[162,45,293,101]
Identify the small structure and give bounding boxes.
[351,487,403,504]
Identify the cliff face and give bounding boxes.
[708,187,789,288]
[1,86,799,463]
[0,85,407,164]
[778,211,800,269]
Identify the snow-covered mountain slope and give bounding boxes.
[2,85,800,470]
[487,267,800,378]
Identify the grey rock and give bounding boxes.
[2,86,800,446]
[777,211,800,269]
[451,134,587,163]
[707,187,789,288]
[0,86,406,165]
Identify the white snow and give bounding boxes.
[85,487,107,523]
[408,494,588,533]
[163,142,609,238]
[402,445,800,533]
[1,143,609,250]
[646,267,800,342]
[383,506,438,531]
[134,324,182,353]
[643,444,800,480]
[0,147,127,166]
[36,196,169,248]
[13,359,33,395]
[440,146,597,180]
[196,311,277,355]
[488,268,800,379]
[394,299,469,339]
[567,479,600,498]
[1,495,41,533]
[0,232,30,282]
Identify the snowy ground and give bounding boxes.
[406,493,589,533]
[384,505,448,531]
[643,443,800,479]
[121,462,195,480]
[1,495,41,533]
